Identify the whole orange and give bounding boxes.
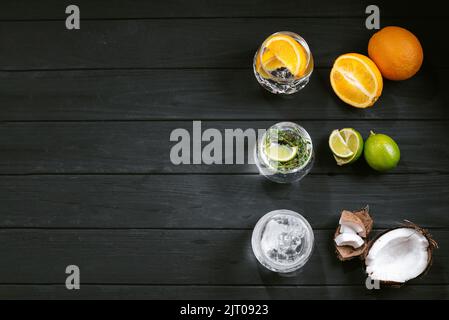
[368,26,423,80]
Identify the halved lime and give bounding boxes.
[330,128,364,166]
[329,129,354,158]
[265,144,298,162]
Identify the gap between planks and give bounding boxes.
[0,172,448,177]
[1,16,447,23]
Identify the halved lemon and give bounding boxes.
[330,53,383,108]
[265,144,298,162]
[262,34,308,77]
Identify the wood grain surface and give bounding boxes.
[0,0,447,299]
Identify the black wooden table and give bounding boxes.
[0,0,448,299]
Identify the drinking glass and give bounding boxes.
[253,31,314,94]
[254,122,314,183]
[251,209,314,273]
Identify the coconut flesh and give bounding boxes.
[334,208,437,284]
[334,208,373,261]
[365,227,432,283]
[335,233,364,248]
[339,211,366,237]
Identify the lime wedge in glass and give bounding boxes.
[265,144,298,162]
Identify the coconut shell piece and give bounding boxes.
[353,206,373,237]
[339,210,367,237]
[334,206,374,261]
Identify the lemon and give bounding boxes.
[329,128,364,165]
[265,144,298,162]
[364,131,400,171]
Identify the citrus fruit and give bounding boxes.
[329,128,364,165]
[262,34,308,77]
[255,50,272,79]
[368,26,423,81]
[364,131,400,172]
[330,53,383,108]
[329,130,354,158]
[265,144,298,162]
[261,51,285,72]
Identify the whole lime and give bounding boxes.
[364,131,400,172]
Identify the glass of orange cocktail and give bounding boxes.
[254,31,313,94]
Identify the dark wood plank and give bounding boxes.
[0,229,446,285]
[0,18,446,70]
[1,174,448,229]
[0,284,447,300]
[1,68,446,120]
[0,0,445,20]
[0,121,447,174]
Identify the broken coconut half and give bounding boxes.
[365,223,437,284]
[334,206,373,261]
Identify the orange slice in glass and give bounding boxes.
[263,34,308,77]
